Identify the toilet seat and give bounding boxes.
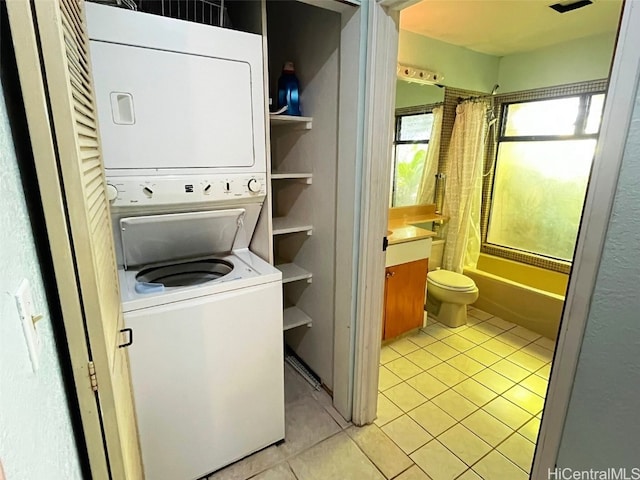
[428,270,477,292]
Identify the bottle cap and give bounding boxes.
[283,61,295,73]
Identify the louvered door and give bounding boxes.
[7,0,143,478]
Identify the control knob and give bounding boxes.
[106,184,118,201]
[247,178,262,193]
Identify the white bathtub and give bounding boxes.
[463,254,568,340]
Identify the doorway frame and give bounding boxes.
[352,0,640,474]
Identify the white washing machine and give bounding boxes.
[85,6,283,478]
[111,178,284,480]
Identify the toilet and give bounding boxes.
[426,269,479,328]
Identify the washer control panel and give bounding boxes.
[106,174,267,207]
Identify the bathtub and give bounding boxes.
[463,254,568,340]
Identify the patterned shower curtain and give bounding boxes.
[442,100,488,273]
[416,105,443,205]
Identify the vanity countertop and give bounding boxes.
[387,205,445,246]
[387,224,435,245]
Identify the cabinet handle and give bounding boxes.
[385,271,395,279]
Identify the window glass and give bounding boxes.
[503,97,581,137]
[399,113,434,142]
[585,94,606,134]
[392,144,428,206]
[487,139,596,261]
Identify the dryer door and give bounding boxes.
[90,40,258,171]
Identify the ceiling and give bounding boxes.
[400,0,623,56]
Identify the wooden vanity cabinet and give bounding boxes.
[382,258,429,340]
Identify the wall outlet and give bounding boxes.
[14,279,41,372]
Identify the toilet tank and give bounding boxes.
[429,240,445,271]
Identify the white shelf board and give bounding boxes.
[269,114,313,130]
[271,172,313,184]
[277,263,313,284]
[272,217,313,236]
[283,306,312,331]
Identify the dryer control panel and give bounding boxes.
[106,174,267,207]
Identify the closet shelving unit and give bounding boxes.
[269,113,315,331]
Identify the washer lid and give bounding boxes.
[428,270,477,291]
[120,209,245,269]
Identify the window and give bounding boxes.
[391,112,434,206]
[486,93,605,262]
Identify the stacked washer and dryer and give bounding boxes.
[86,4,284,480]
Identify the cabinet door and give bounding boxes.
[383,259,429,340]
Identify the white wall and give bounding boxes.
[556,78,640,468]
[0,69,83,479]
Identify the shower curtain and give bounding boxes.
[442,100,488,273]
[416,105,443,204]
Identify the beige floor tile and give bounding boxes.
[490,359,531,383]
[507,350,547,372]
[431,390,478,421]
[410,440,467,480]
[381,415,432,454]
[311,388,351,430]
[483,396,532,430]
[485,316,516,331]
[464,346,501,366]
[408,402,457,437]
[503,384,545,415]
[461,410,513,446]
[394,465,432,480]
[521,373,549,398]
[510,325,542,342]
[423,323,456,340]
[472,450,528,480]
[380,346,401,365]
[497,433,536,472]
[428,363,468,387]
[389,338,421,356]
[384,382,428,413]
[284,363,314,405]
[379,366,403,391]
[250,463,297,480]
[406,372,449,399]
[522,343,554,362]
[457,328,492,346]
[386,357,423,380]
[425,341,460,361]
[468,308,493,321]
[452,378,498,407]
[481,338,517,357]
[375,393,403,427]
[406,349,442,370]
[457,469,482,480]
[277,395,342,457]
[408,331,439,348]
[473,322,504,337]
[495,331,531,349]
[441,335,476,353]
[438,424,492,466]
[518,417,541,443]
[288,432,385,480]
[473,369,515,394]
[534,336,556,351]
[447,354,485,376]
[209,444,285,480]
[535,363,552,379]
[347,424,413,479]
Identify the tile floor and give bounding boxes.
[209,307,555,480]
[376,307,555,479]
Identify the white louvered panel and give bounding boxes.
[40,0,143,477]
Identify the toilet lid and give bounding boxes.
[428,270,477,291]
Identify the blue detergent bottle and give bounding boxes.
[277,61,301,116]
